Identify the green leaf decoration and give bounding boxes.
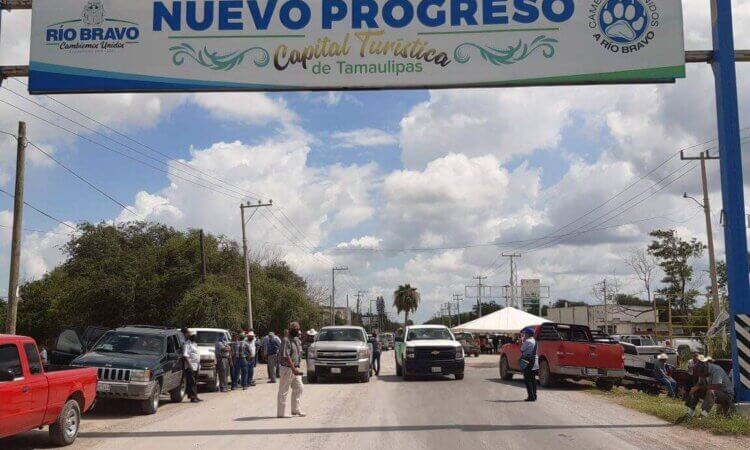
[454,35,558,66]
[169,43,270,71]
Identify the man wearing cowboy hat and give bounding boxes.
[654,353,677,398]
[685,356,734,418]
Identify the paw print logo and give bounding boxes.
[599,0,648,44]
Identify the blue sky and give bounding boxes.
[2,2,750,323]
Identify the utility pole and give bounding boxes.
[331,266,348,326]
[502,253,521,308]
[603,279,609,334]
[346,294,350,325]
[199,229,207,282]
[5,121,25,335]
[681,150,721,319]
[473,275,486,317]
[453,294,462,326]
[355,290,367,323]
[445,302,453,328]
[240,200,272,330]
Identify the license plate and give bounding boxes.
[585,368,598,376]
[431,367,442,373]
[97,382,111,392]
[331,368,341,374]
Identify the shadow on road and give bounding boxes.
[377,374,455,383]
[79,423,673,439]
[486,378,597,392]
[234,416,281,422]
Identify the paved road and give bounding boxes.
[4,354,747,450]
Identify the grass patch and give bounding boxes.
[589,388,750,436]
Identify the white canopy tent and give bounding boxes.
[451,307,550,334]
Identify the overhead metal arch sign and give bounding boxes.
[28,0,686,93]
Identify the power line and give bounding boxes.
[0,187,77,232]
[25,140,143,220]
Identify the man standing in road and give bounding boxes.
[371,331,382,376]
[520,327,538,402]
[265,331,281,383]
[181,328,202,403]
[246,331,258,387]
[215,333,231,392]
[278,321,305,418]
[230,332,250,390]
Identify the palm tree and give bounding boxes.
[393,284,420,325]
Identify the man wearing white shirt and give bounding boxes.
[181,328,202,403]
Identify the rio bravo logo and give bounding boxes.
[45,0,140,51]
[589,0,660,54]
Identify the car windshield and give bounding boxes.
[195,331,225,346]
[454,333,473,341]
[316,329,365,342]
[407,328,453,341]
[92,332,164,356]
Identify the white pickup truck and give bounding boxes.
[394,325,464,380]
[306,326,372,383]
[189,328,231,392]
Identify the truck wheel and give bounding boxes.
[307,372,317,383]
[499,356,513,381]
[596,379,614,391]
[455,373,465,380]
[206,371,219,393]
[142,382,161,415]
[395,359,402,376]
[538,360,556,388]
[49,399,81,446]
[169,377,186,402]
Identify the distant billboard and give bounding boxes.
[29,0,685,93]
[521,279,540,308]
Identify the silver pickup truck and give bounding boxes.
[306,326,371,383]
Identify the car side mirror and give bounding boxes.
[0,369,16,382]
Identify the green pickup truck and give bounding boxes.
[394,325,465,380]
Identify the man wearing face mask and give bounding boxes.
[277,321,305,418]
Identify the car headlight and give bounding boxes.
[307,349,316,359]
[130,369,152,382]
[358,348,369,358]
[456,348,464,359]
[406,347,415,359]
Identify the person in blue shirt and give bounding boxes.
[265,332,282,383]
[653,353,677,398]
[520,327,538,402]
[214,334,231,392]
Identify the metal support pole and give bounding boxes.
[711,0,750,402]
[240,200,272,330]
[5,121,25,335]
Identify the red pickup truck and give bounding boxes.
[0,334,98,446]
[499,323,625,390]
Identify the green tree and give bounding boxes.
[175,276,246,330]
[647,229,704,315]
[393,284,420,325]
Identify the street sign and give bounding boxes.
[29,0,686,94]
[521,279,540,308]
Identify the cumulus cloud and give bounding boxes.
[332,128,397,148]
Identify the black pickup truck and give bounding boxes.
[53,325,187,414]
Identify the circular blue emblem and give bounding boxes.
[598,0,649,44]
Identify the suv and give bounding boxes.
[453,332,481,357]
[306,326,371,383]
[66,325,187,414]
[189,328,231,392]
[395,325,464,380]
[380,332,395,350]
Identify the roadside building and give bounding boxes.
[546,304,669,336]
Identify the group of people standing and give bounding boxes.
[179,323,306,419]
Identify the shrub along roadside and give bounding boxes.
[589,388,750,436]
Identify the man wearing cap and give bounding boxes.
[181,328,202,403]
[520,327,538,402]
[686,356,734,418]
[654,353,677,398]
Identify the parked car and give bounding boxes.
[380,332,395,351]
[453,332,480,357]
[188,328,231,392]
[60,325,187,414]
[611,334,678,377]
[49,326,109,366]
[306,326,371,383]
[669,337,706,355]
[499,323,625,390]
[0,334,98,446]
[394,325,464,380]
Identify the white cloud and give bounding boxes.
[336,236,382,250]
[189,93,296,125]
[332,128,397,148]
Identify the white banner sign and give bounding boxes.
[521,279,540,301]
[29,0,686,93]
